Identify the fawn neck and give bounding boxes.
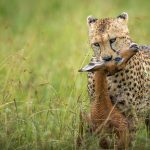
[94,70,112,105]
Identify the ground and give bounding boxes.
[0,0,150,149]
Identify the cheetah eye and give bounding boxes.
[93,42,100,47]
[110,38,116,44]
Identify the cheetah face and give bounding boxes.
[79,43,139,73]
[87,12,132,61]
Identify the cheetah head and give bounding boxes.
[87,12,132,61]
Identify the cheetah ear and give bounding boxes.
[87,16,98,26]
[117,12,128,23]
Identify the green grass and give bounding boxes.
[0,0,150,149]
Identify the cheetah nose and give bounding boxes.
[102,55,112,61]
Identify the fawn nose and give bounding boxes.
[102,55,112,61]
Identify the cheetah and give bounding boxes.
[86,12,150,142]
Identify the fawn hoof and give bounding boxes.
[99,137,110,149]
[145,114,150,137]
[129,43,139,52]
[76,136,83,147]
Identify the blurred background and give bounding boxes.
[0,0,150,149]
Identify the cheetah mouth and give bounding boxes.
[78,57,123,72]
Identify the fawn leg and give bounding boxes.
[76,111,92,146]
[77,111,84,146]
[117,129,129,150]
[145,114,150,138]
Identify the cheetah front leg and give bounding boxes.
[126,107,138,147]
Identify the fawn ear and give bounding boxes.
[79,62,104,72]
[117,12,128,23]
[87,16,98,26]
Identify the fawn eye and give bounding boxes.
[110,38,116,44]
[93,42,100,47]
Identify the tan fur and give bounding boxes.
[77,47,139,149]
